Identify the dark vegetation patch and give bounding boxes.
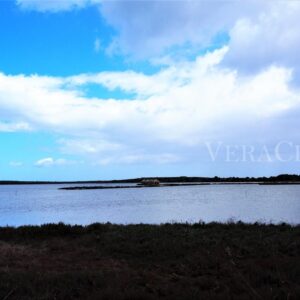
[0,222,299,299]
[2,173,300,185]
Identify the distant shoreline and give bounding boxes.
[1,174,300,186]
[59,181,300,190]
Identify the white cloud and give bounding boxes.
[100,1,300,81]
[59,138,122,155]
[223,2,300,76]
[100,0,268,58]
[1,48,300,165]
[34,157,76,167]
[35,158,55,167]
[11,0,300,173]
[14,0,269,59]
[0,121,31,132]
[17,1,300,79]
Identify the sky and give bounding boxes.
[1,0,300,181]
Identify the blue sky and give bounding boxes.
[0,1,158,76]
[1,0,300,180]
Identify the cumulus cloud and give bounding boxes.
[100,0,266,57]
[223,2,300,75]
[16,1,300,79]
[14,0,266,59]
[101,1,300,81]
[1,48,300,165]
[34,157,76,167]
[10,0,300,173]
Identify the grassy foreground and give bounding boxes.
[0,222,299,299]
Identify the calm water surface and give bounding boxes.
[0,184,299,226]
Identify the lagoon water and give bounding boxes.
[0,184,299,226]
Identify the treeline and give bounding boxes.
[147,174,300,183]
[1,174,300,185]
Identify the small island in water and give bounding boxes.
[59,174,300,190]
[1,174,300,190]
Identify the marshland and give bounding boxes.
[0,222,299,299]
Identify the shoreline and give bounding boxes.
[1,174,300,186]
[59,183,212,190]
[60,181,300,190]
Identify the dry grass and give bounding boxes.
[0,222,299,299]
